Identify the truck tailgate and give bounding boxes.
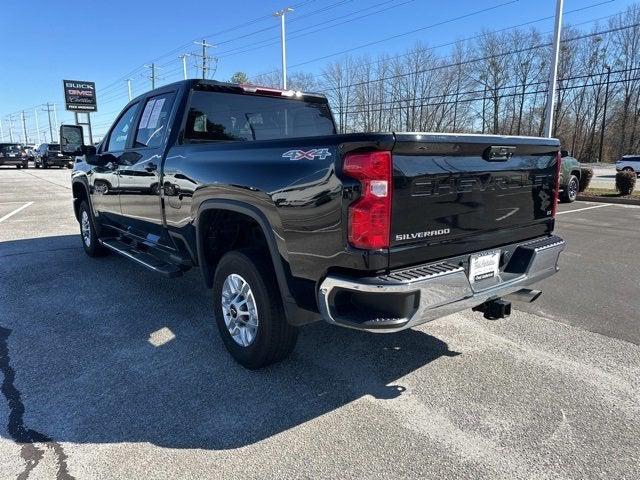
[389,133,560,268]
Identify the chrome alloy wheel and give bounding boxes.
[81,210,91,247]
[221,273,259,347]
[568,177,579,201]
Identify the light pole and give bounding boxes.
[21,111,28,144]
[144,63,157,89]
[52,104,59,141]
[179,54,191,80]
[543,0,564,138]
[598,65,612,163]
[43,103,54,143]
[193,40,215,80]
[34,108,41,144]
[8,116,14,142]
[274,7,294,89]
[0,119,4,142]
[127,79,133,101]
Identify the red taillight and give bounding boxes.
[552,151,562,217]
[343,151,392,249]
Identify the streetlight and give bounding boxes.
[274,7,294,89]
[598,65,612,163]
[543,0,564,138]
[179,54,191,80]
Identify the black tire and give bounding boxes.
[78,200,108,257]
[15,165,21,169]
[22,163,28,169]
[34,161,40,169]
[42,157,48,169]
[212,248,298,369]
[561,174,579,203]
[622,167,634,172]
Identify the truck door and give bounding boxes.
[88,102,140,225]
[118,91,176,248]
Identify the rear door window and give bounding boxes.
[135,93,175,148]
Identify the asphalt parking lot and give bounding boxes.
[1,167,639,479]
[586,163,622,190]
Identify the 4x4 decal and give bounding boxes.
[282,148,332,161]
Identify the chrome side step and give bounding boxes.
[100,238,183,278]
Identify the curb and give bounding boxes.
[576,195,640,206]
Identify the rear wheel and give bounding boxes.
[212,249,298,369]
[78,201,108,257]
[15,165,21,169]
[561,175,579,203]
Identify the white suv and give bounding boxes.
[616,155,640,175]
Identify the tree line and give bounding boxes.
[234,3,640,163]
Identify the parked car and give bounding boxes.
[35,143,74,168]
[616,155,640,176]
[24,145,37,162]
[61,79,565,369]
[0,143,29,168]
[559,150,582,203]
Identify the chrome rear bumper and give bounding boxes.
[318,235,565,333]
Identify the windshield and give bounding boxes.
[185,90,336,142]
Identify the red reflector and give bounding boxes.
[552,151,561,217]
[343,151,392,249]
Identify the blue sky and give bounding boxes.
[0,0,633,140]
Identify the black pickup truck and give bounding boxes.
[61,79,565,369]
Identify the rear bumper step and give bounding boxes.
[318,235,564,333]
[100,238,183,278]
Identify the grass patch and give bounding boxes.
[582,187,640,199]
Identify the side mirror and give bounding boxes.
[60,124,85,156]
[560,150,569,158]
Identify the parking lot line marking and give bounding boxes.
[0,202,34,223]
[556,204,612,215]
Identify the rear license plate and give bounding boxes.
[469,250,500,283]
[9,154,16,157]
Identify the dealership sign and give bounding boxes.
[62,80,97,112]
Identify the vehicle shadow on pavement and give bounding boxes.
[0,235,460,451]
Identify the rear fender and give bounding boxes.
[196,199,319,326]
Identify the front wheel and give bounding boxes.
[78,201,108,257]
[561,175,579,203]
[212,249,298,369]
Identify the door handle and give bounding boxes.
[145,162,158,172]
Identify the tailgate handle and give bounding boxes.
[484,146,515,161]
